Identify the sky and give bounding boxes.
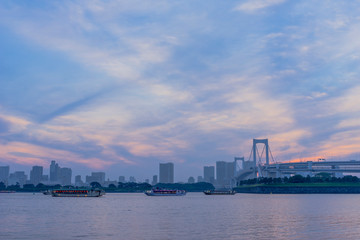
[1,0,360,182]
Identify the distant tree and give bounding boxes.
[0,182,5,190]
[23,184,35,190]
[36,183,46,190]
[90,182,102,188]
[108,184,116,189]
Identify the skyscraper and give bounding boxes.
[86,172,105,185]
[50,160,60,182]
[8,171,27,186]
[0,166,10,185]
[216,161,235,187]
[59,167,72,185]
[151,175,158,185]
[30,166,43,185]
[204,166,215,184]
[159,162,174,183]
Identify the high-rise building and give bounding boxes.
[30,166,43,185]
[129,176,136,182]
[197,176,203,182]
[75,175,83,186]
[159,163,174,183]
[204,166,215,184]
[216,161,235,187]
[188,176,195,183]
[152,175,158,185]
[86,172,105,185]
[8,171,27,186]
[50,160,60,182]
[59,167,72,185]
[0,166,10,185]
[118,176,126,183]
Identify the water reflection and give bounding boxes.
[1,193,360,239]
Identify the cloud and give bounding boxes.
[235,0,286,13]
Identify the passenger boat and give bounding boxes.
[203,190,236,195]
[51,189,105,197]
[144,188,186,196]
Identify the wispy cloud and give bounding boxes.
[235,0,286,13]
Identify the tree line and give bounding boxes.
[0,181,215,192]
[238,174,360,186]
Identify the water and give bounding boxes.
[1,193,360,240]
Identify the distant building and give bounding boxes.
[30,166,43,185]
[204,166,215,184]
[86,172,105,185]
[129,176,136,182]
[118,176,126,183]
[188,176,195,183]
[8,171,27,186]
[0,166,10,186]
[216,161,235,187]
[159,163,174,183]
[50,160,60,182]
[75,175,84,186]
[59,167,72,185]
[145,179,150,184]
[152,175,158,185]
[197,176,203,182]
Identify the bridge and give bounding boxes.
[234,139,360,183]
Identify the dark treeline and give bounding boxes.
[0,181,215,192]
[238,174,360,186]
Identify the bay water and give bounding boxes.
[1,193,360,240]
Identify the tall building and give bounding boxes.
[30,166,43,185]
[118,176,126,183]
[152,175,158,185]
[86,172,105,185]
[188,176,195,183]
[0,166,10,185]
[75,175,84,186]
[216,161,235,187]
[204,166,215,184]
[129,176,136,182]
[8,171,27,186]
[50,160,60,182]
[159,162,174,183]
[59,167,72,185]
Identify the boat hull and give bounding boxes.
[51,189,105,197]
[145,189,186,196]
[203,190,236,195]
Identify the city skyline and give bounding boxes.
[2,1,360,181]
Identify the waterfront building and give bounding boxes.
[86,172,105,185]
[59,167,72,185]
[30,166,43,185]
[204,166,215,184]
[129,176,136,182]
[75,175,84,186]
[152,175,158,185]
[50,160,60,182]
[0,166,10,185]
[118,176,126,183]
[197,176,203,182]
[188,176,195,183]
[159,162,174,183]
[8,171,27,186]
[216,161,235,187]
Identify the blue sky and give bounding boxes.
[1,0,360,181]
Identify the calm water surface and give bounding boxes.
[1,193,360,240]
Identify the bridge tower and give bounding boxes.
[252,139,270,167]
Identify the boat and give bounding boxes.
[51,189,105,197]
[144,188,186,196]
[42,190,51,195]
[203,190,236,195]
[0,190,16,193]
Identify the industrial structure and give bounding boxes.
[234,139,360,184]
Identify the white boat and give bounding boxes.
[144,188,186,196]
[51,189,105,197]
